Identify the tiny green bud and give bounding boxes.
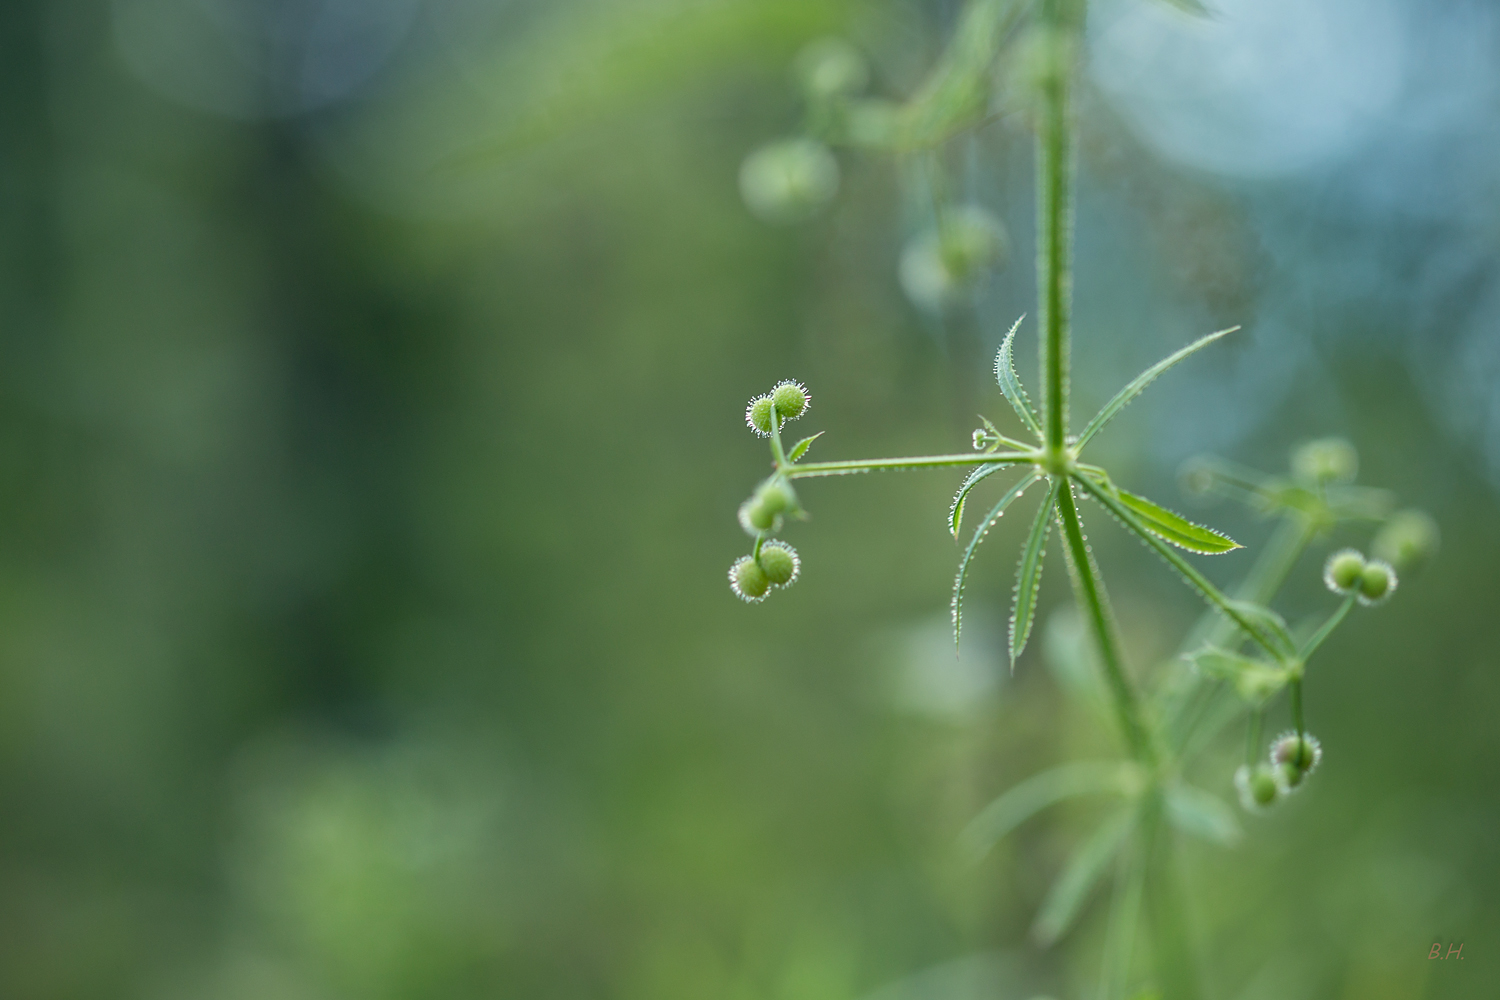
[1323,549,1366,594]
[1372,509,1439,572]
[729,556,771,602]
[739,138,840,225]
[1235,764,1281,812]
[746,395,775,437]
[757,541,800,587]
[1357,559,1397,606]
[1276,761,1306,791]
[973,428,990,450]
[793,37,868,101]
[1270,732,1322,775]
[1291,437,1358,485]
[771,380,809,420]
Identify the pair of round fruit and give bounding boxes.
[1323,549,1396,605]
[738,480,795,536]
[729,543,800,602]
[745,381,809,436]
[1237,732,1324,811]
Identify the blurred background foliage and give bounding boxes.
[0,0,1495,997]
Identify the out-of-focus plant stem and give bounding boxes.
[1034,1,1198,995]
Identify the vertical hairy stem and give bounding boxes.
[1098,827,1146,1000]
[1033,0,1155,774]
[1245,708,1263,767]
[1031,5,1197,996]
[768,406,789,470]
[1058,484,1204,996]
[1290,677,1305,739]
[1036,0,1076,453]
[1056,484,1156,768]
[1142,796,1203,1000]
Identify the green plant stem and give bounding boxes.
[1245,708,1262,767]
[857,0,1030,150]
[1037,4,1074,453]
[1055,483,1156,768]
[1098,817,1147,1000]
[769,407,789,469]
[1141,795,1202,1000]
[1056,487,1202,999]
[785,452,1034,478]
[1290,678,1304,739]
[1030,6,1200,993]
[1300,593,1356,660]
[991,432,1038,452]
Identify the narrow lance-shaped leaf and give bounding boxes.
[787,432,824,462]
[1075,327,1238,451]
[1165,783,1242,846]
[1010,477,1063,669]
[1077,468,1239,556]
[950,462,1008,539]
[953,472,1039,646]
[1116,488,1241,554]
[1033,808,1136,946]
[994,315,1043,439]
[959,760,1140,863]
[1072,474,1291,662]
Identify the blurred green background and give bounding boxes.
[0,0,1495,997]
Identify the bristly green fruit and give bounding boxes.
[738,478,797,537]
[1276,761,1306,791]
[746,395,775,436]
[738,498,780,536]
[1235,764,1280,812]
[1271,732,1322,776]
[1357,559,1397,606]
[898,205,1008,312]
[1291,437,1358,486]
[729,556,771,602]
[1373,509,1439,572]
[771,380,809,420]
[757,542,800,587]
[756,479,793,515]
[1323,549,1366,594]
[739,139,840,225]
